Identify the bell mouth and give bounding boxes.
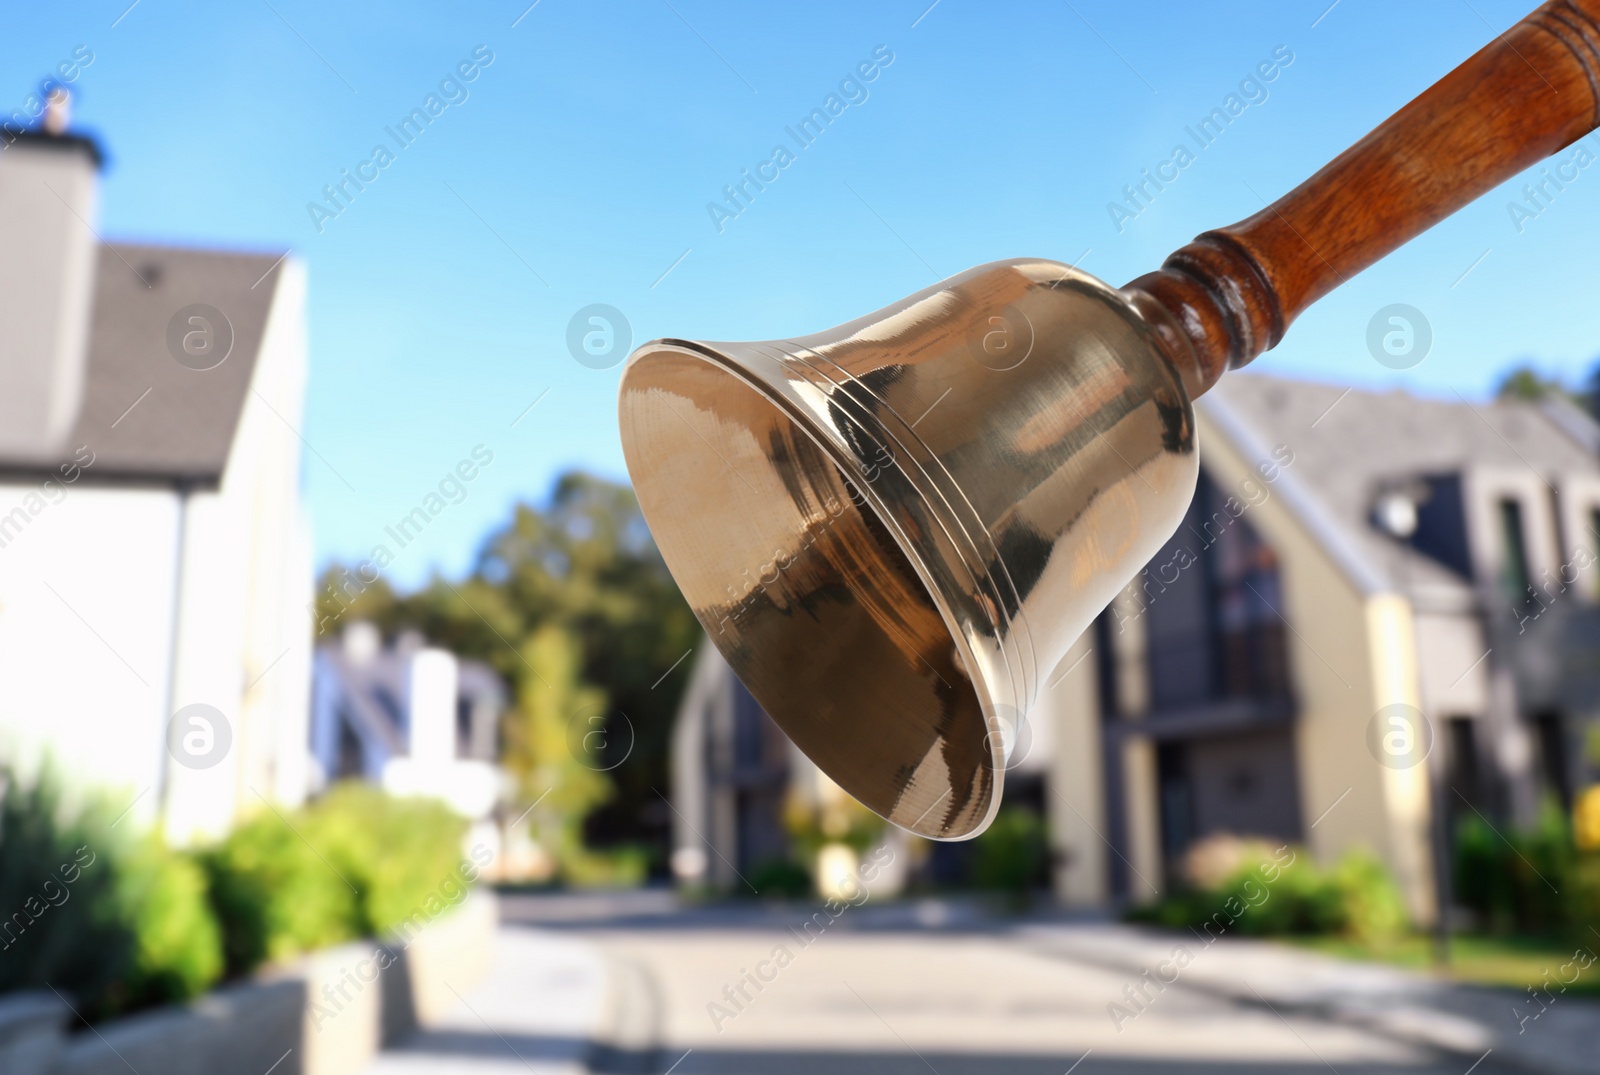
[619,340,1001,840]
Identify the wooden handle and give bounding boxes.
[1123,0,1600,398]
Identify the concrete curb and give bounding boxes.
[587,951,664,1074]
[0,890,497,1075]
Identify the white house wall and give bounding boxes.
[0,485,180,828]
[1414,612,1491,717]
[271,507,314,804]
[165,258,312,845]
[1043,628,1107,905]
[163,485,251,844]
[1555,473,1600,598]
[239,259,313,812]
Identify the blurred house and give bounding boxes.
[669,641,1053,893]
[670,374,1600,919]
[669,647,791,888]
[0,122,311,843]
[1052,373,1600,921]
[310,622,507,836]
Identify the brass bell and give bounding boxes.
[620,261,1192,839]
[619,1,1600,838]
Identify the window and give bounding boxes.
[1211,514,1290,700]
[1498,498,1532,605]
[1143,473,1291,710]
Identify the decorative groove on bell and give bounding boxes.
[620,259,1197,840]
[780,337,1041,739]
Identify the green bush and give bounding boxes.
[0,770,223,1020]
[309,783,468,936]
[200,812,362,974]
[1329,850,1409,943]
[1454,799,1600,942]
[747,857,813,898]
[114,840,225,1011]
[201,782,471,970]
[1571,854,1600,933]
[1224,851,1343,936]
[0,772,133,1015]
[1130,842,1406,942]
[971,807,1050,895]
[2,772,474,1019]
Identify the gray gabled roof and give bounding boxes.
[1200,373,1600,601]
[0,242,287,486]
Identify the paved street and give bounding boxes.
[362,929,605,1075]
[362,892,1585,1075]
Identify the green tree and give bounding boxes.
[313,472,699,877]
[505,625,610,823]
[503,625,637,884]
[1495,364,1570,403]
[475,475,699,856]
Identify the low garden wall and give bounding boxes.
[0,890,496,1075]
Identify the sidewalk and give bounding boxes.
[360,929,609,1075]
[1020,922,1598,1075]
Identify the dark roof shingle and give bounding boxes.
[1,242,287,486]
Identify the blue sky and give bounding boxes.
[12,0,1598,589]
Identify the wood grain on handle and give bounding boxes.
[1123,0,1600,399]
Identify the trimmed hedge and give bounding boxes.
[113,839,225,1011]
[0,771,472,1021]
[200,808,363,974]
[308,782,471,936]
[200,783,470,975]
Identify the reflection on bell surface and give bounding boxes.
[618,259,1197,840]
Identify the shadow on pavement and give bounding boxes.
[393,1028,1527,1075]
[389,1028,592,1065]
[496,889,1110,938]
[634,1052,1523,1075]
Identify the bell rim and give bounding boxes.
[619,336,1011,841]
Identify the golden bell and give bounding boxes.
[618,260,1196,840]
[618,2,1600,840]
